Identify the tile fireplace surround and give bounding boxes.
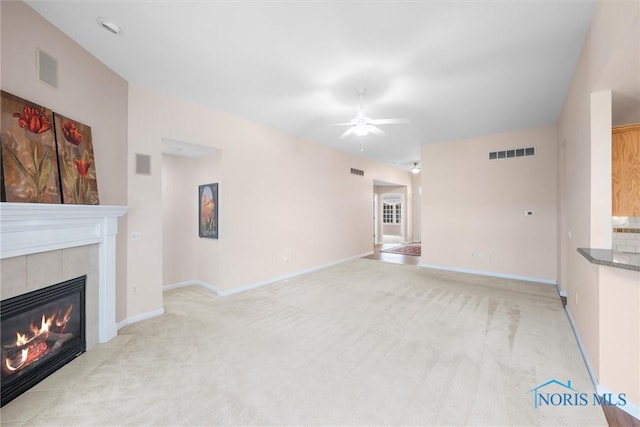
[0,203,127,346]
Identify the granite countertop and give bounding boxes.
[577,248,640,272]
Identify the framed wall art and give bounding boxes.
[0,90,61,203]
[199,183,218,239]
[53,113,99,204]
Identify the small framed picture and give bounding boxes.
[198,183,218,239]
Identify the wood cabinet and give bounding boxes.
[612,124,640,216]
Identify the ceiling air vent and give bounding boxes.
[350,167,364,176]
[489,147,535,160]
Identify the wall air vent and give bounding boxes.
[135,153,151,175]
[350,167,364,176]
[36,49,58,88]
[489,147,535,160]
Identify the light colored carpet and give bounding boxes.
[0,259,607,426]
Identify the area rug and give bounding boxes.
[380,243,421,256]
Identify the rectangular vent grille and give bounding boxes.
[489,147,535,160]
[135,153,151,175]
[36,49,58,88]
[350,167,364,176]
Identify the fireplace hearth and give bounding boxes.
[1,276,86,406]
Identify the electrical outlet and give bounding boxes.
[130,232,142,241]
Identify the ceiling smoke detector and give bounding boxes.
[97,18,121,35]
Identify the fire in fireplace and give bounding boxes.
[1,276,86,407]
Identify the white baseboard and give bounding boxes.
[164,280,221,295]
[566,308,639,419]
[163,280,221,294]
[418,262,557,285]
[163,280,195,291]
[597,383,640,419]
[116,308,165,330]
[163,251,375,297]
[564,307,599,388]
[221,251,374,296]
[116,319,127,330]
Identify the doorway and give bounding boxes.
[368,179,422,265]
[373,180,408,246]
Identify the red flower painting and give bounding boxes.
[73,159,91,177]
[62,121,83,146]
[1,91,61,203]
[53,113,99,205]
[13,106,52,134]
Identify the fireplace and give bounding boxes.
[1,203,127,346]
[1,276,86,407]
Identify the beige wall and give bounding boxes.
[421,126,558,282]
[557,0,640,412]
[162,154,197,286]
[128,84,412,317]
[598,267,640,407]
[0,2,129,321]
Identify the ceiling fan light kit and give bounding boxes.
[353,124,370,136]
[411,163,421,174]
[335,88,409,139]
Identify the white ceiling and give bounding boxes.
[26,0,598,170]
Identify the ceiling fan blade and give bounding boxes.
[339,127,355,139]
[332,122,356,126]
[368,118,411,125]
[368,125,387,137]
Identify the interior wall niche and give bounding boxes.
[161,140,221,289]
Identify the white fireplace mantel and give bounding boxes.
[0,202,128,343]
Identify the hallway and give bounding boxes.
[363,243,420,266]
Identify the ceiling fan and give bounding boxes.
[334,89,410,139]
